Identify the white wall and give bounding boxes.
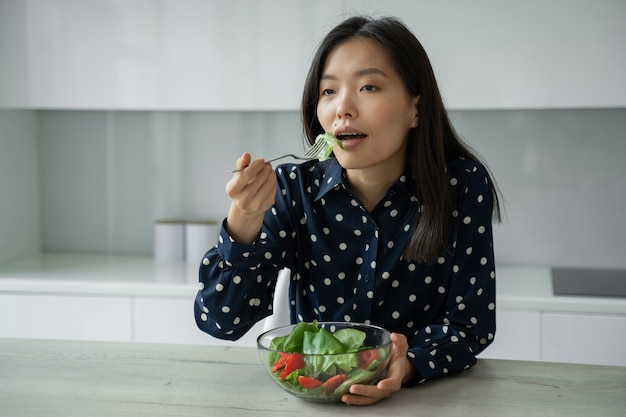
[1,0,624,109]
[38,110,304,254]
[450,109,626,269]
[0,110,41,263]
[3,108,626,268]
[29,108,626,270]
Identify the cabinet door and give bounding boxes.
[541,312,626,366]
[479,310,541,361]
[3,1,624,109]
[0,1,340,110]
[0,293,132,342]
[133,297,267,347]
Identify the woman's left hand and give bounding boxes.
[341,332,415,406]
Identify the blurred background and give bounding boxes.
[0,0,624,364]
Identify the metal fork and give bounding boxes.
[228,139,328,173]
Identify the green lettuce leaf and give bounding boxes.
[315,132,343,161]
[333,328,367,350]
[269,320,319,352]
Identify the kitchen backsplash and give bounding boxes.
[1,108,625,269]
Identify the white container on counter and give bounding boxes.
[184,221,220,265]
[153,220,185,263]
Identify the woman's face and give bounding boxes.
[317,36,419,174]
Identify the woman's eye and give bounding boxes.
[321,88,335,96]
[362,84,377,92]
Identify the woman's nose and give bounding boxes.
[336,93,356,119]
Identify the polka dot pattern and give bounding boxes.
[195,157,496,383]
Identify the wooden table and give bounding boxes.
[1,338,624,416]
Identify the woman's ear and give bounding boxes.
[410,95,420,128]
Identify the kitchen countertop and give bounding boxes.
[0,253,197,297]
[0,253,625,315]
[1,338,624,417]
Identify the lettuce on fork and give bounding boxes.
[315,132,343,161]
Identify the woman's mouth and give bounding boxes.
[336,132,366,148]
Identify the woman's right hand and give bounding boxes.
[224,153,277,243]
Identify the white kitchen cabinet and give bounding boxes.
[479,310,541,361]
[2,259,626,365]
[133,297,269,347]
[541,312,626,367]
[1,0,624,110]
[0,0,340,110]
[0,293,132,342]
[0,292,267,347]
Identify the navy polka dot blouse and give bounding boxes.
[195,157,496,382]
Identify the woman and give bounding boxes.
[195,15,501,405]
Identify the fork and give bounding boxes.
[228,139,328,173]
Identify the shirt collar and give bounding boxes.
[315,158,345,201]
[314,158,417,202]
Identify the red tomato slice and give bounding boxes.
[271,352,289,373]
[358,348,379,369]
[297,375,323,390]
[324,373,348,395]
[278,352,305,379]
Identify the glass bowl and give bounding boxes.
[257,321,392,402]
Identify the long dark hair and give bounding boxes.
[301,16,501,263]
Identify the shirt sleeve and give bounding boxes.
[194,218,285,340]
[194,165,301,340]
[406,162,497,383]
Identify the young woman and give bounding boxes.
[195,15,501,405]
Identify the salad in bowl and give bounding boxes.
[257,321,392,402]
